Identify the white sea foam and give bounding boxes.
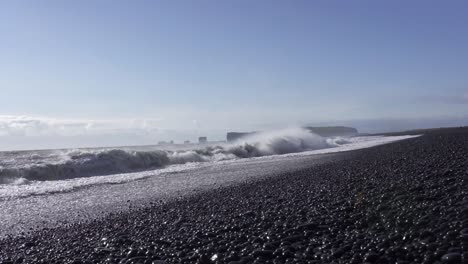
[0,128,331,184]
[0,133,419,200]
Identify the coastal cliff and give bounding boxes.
[226,126,358,141]
[305,126,358,137]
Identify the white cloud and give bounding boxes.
[0,115,164,137]
[0,115,183,150]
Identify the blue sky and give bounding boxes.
[0,0,467,149]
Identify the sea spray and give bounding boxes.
[0,128,335,184]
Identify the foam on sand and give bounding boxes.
[0,128,331,184]
[0,132,419,200]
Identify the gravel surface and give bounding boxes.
[1,127,468,264]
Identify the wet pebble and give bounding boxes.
[1,128,468,264]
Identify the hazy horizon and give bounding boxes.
[1,0,467,150]
[0,115,466,151]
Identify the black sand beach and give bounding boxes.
[1,127,468,264]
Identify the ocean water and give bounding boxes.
[0,128,328,184]
[0,128,418,236]
[0,128,418,200]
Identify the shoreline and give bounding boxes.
[0,135,412,238]
[0,150,345,238]
[1,127,468,263]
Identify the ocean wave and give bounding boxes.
[0,128,336,184]
[326,137,352,146]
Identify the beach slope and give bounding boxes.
[1,127,467,263]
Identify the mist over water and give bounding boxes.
[0,128,344,185]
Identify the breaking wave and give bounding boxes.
[0,128,339,184]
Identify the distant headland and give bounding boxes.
[226,126,358,142]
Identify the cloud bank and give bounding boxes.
[0,115,188,150]
[0,115,163,137]
[1,110,467,151]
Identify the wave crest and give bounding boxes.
[0,128,336,184]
